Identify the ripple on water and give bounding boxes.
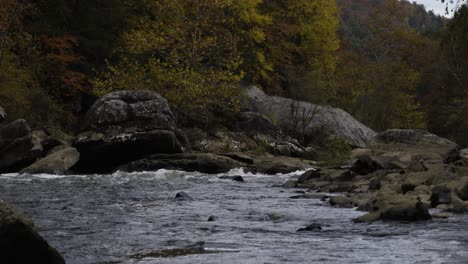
[0,169,467,264]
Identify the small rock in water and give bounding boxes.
[207,216,216,222]
[175,192,193,201]
[219,175,244,182]
[297,223,322,232]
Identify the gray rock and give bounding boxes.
[82,90,177,132]
[20,147,80,174]
[0,106,6,123]
[243,86,376,147]
[75,90,186,173]
[0,120,41,173]
[0,201,65,264]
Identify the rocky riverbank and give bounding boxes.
[1,87,468,261]
[289,129,468,222]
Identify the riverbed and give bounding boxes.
[1,169,467,264]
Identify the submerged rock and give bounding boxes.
[297,223,322,232]
[0,201,65,264]
[219,175,244,182]
[175,192,193,201]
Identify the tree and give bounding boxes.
[94,0,269,122]
[334,0,428,130]
[259,0,340,103]
[427,4,468,145]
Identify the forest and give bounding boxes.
[1,0,467,145]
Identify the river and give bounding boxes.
[1,169,467,264]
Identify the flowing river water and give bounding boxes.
[1,169,467,264]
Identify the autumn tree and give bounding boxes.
[427,4,468,145]
[334,0,428,130]
[94,0,269,122]
[259,0,340,103]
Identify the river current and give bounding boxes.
[1,169,467,264]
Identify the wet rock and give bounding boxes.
[20,147,80,174]
[351,155,385,175]
[0,119,42,173]
[297,169,320,183]
[243,86,376,147]
[207,216,215,222]
[368,178,381,191]
[0,201,65,264]
[75,90,186,173]
[430,186,452,208]
[219,175,244,182]
[297,223,322,232]
[175,192,193,201]
[329,196,353,208]
[120,153,244,174]
[0,106,6,123]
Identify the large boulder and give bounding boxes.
[367,129,459,166]
[0,201,65,264]
[0,120,42,173]
[0,106,6,123]
[21,146,80,174]
[75,90,186,172]
[242,86,376,148]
